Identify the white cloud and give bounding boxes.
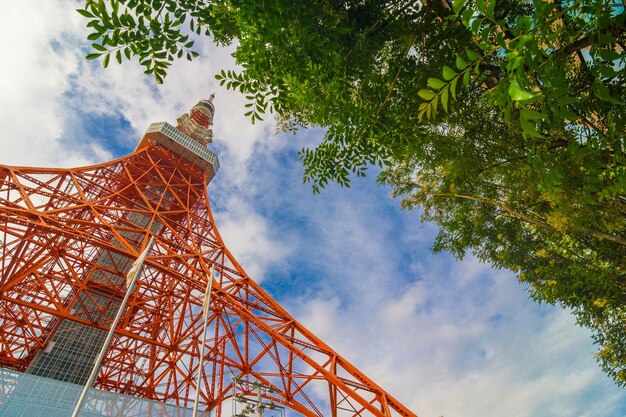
[0,0,106,167]
[290,251,624,417]
[213,195,292,281]
[383,280,428,321]
[271,179,625,417]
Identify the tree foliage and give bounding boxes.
[78,0,626,385]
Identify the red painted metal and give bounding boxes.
[0,116,416,417]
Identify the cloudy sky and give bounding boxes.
[1,1,624,416]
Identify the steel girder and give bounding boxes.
[0,145,416,417]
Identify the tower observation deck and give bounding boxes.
[0,96,416,417]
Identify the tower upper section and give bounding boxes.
[176,93,215,145]
[136,94,220,182]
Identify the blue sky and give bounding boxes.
[1,1,624,416]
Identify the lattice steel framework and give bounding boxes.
[0,100,416,417]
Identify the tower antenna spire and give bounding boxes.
[176,93,216,145]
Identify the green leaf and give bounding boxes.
[103,53,110,68]
[443,66,457,81]
[452,0,468,14]
[481,24,492,41]
[441,87,449,112]
[520,117,542,138]
[582,188,597,205]
[517,34,534,48]
[470,18,484,35]
[456,55,468,70]
[450,78,458,100]
[462,70,470,87]
[557,96,578,105]
[466,49,479,62]
[76,8,94,18]
[496,32,506,48]
[508,80,540,102]
[461,9,474,27]
[116,49,122,64]
[92,43,107,51]
[520,109,544,121]
[507,56,524,71]
[427,78,446,90]
[86,52,104,60]
[418,89,436,100]
[592,80,621,105]
[486,0,496,19]
[476,0,486,13]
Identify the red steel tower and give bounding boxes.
[0,97,416,417]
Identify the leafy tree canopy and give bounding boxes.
[78,0,626,385]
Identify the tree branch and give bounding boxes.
[559,21,626,56]
[373,35,417,120]
[435,192,626,247]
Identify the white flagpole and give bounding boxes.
[71,236,155,417]
[192,264,215,417]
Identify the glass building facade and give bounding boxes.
[0,369,208,417]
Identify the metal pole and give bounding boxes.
[192,266,215,417]
[71,237,154,417]
[256,382,263,417]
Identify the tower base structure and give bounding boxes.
[0,100,416,417]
